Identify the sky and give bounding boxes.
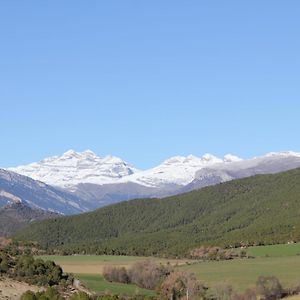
[1,1,300,169]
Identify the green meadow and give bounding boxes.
[75,273,155,296]
[247,243,300,257]
[37,243,300,294]
[180,256,300,291]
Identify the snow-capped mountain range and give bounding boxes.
[9,150,243,188]
[9,150,139,188]
[5,150,300,214]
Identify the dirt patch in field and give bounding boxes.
[57,258,192,275]
[0,276,44,300]
[61,263,132,274]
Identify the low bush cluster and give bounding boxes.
[103,260,172,289]
[15,255,67,286]
[159,271,207,300]
[189,246,247,261]
[21,287,64,300]
[21,288,156,300]
[0,249,71,287]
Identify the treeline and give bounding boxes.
[16,168,300,257]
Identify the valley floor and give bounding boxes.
[37,244,300,294]
[181,256,300,291]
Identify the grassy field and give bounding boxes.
[180,256,300,291]
[37,255,191,296]
[37,244,300,294]
[247,243,300,257]
[37,255,191,274]
[75,274,155,296]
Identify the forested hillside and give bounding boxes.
[16,168,300,257]
[0,202,58,237]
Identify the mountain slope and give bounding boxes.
[0,202,58,237]
[0,169,90,214]
[8,150,300,211]
[182,151,300,192]
[16,168,300,256]
[117,153,242,187]
[9,150,237,189]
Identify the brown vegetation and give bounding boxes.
[159,271,206,300]
[189,246,248,261]
[103,260,173,290]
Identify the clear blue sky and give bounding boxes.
[1,1,300,169]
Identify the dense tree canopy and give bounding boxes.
[16,168,300,257]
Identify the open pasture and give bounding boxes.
[37,254,192,274]
[180,256,300,291]
[38,244,300,294]
[247,243,300,257]
[75,273,155,296]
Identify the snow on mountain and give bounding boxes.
[119,153,242,187]
[6,150,300,213]
[8,150,300,193]
[9,150,243,189]
[182,151,300,192]
[0,168,89,214]
[9,150,139,188]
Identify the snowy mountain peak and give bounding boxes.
[223,154,243,163]
[9,150,139,188]
[8,150,300,191]
[63,149,77,156]
[264,151,300,158]
[201,153,222,163]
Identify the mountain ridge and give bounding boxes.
[6,150,300,214]
[9,150,300,189]
[0,202,59,237]
[15,167,300,257]
[0,168,91,214]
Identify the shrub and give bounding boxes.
[159,271,206,300]
[69,291,91,300]
[128,260,172,289]
[211,283,236,300]
[256,276,283,299]
[189,246,239,261]
[286,281,300,296]
[20,287,64,300]
[103,266,129,284]
[14,255,65,286]
[20,291,38,300]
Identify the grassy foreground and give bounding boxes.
[247,243,300,257]
[37,244,300,293]
[180,256,300,291]
[36,255,190,296]
[75,273,155,296]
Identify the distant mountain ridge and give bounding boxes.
[0,202,58,237]
[182,151,300,192]
[9,150,242,188]
[6,150,300,213]
[10,150,300,190]
[9,150,139,188]
[0,168,91,214]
